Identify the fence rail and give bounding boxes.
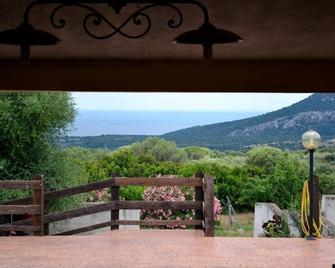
[0,175,44,236]
[112,177,203,186]
[55,219,203,236]
[0,180,43,190]
[0,205,41,215]
[0,173,214,237]
[2,177,203,205]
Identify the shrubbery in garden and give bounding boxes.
[141,185,222,228]
[76,138,335,213]
[2,93,334,216]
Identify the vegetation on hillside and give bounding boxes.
[54,137,335,212]
[0,92,88,211]
[61,135,148,150]
[1,93,335,217]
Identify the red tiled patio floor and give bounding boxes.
[0,230,334,268]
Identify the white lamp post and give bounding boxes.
[301,130,321,240]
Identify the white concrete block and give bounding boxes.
[253,202,300,237]
[253,202,277,237]
[322,195,335,224]
[119,209,140,230]
[321,195,335,237]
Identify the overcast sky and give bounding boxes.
[72,93,312,112]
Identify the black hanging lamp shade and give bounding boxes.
[0,22,60,63]
[173,22,242,61]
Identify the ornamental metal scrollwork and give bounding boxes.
[0,0,242,63]
[23,0,209,41]
[50,3,183,40]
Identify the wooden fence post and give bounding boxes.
[32,175,44,236]
[111,173,120,230]
[43,200,49,235]
[194,172,204,230]
[203,175,214,237]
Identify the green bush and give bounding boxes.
[184,146,213,160]
[130,137,187,163]
[120,186,145,200]
[67,144,335,214]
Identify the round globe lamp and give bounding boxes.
[301,130,321,240]
[302,130,321,150]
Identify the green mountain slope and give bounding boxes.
[162,93,335,150]
[60,135,148,150]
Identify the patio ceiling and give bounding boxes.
[1,0,335,91]
[1,0,335,60]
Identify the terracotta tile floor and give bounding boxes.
[0,230,334,268]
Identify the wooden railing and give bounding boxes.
[0,175,44,236]
[1,173,215,237]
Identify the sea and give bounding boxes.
[69,110,265,136]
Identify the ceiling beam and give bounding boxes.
[0,59,334,92]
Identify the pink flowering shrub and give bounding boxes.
[141,186,192,229]
[141,186,222,228]
[214,196,222,221]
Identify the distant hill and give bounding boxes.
[162,93,335,150]
[62,94,335,151]
[61,135,148,150]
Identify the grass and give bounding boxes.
[215,212,254,237]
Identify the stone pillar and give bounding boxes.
[254,203,278,237]
[322,195,335,224]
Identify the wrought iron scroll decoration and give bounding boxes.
[23,0,210,40]
[51,3,183,40]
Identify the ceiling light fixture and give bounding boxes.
[0,21,60,64]
[0,0,242,63]
[173,21,242,61]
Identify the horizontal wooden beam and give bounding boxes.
[1,178,116,205]
[55,221,116,235]
[115,201,202,210]
[1,179,115,205]
[114,177,203,186]
[45,200,200,224]
[44,176,201,200]
[116,220,203,226]
[0,225,41,232]
[55,219,203,235]
[7,218,32,226]
[0,205,41,215]
[0,180,43,190]
[1,59,335,92]
[45,202,116,223]
[45,179,116,201]
[1,177,202,205]
[0,196,32,206]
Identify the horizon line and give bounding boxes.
[76,109,268,112]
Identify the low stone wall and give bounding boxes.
[253,203,278,237]
[253,202,300,237]
[322,195,335,224]
[254,195,335,237]
[49,202,140,235]
[322,195,335,237]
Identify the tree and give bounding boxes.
[184,146,212,160]
[130,137,187,163]
[246,146,285,175]
[0,92,76,179]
